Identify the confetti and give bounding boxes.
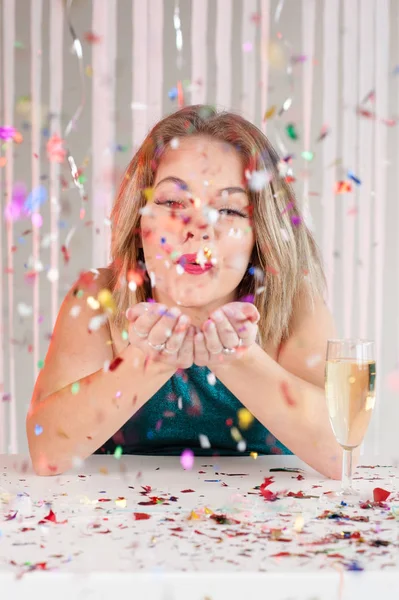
[334,181,352,194]
[237,408,254,430]
[34,424,43,436]
[180,448,194,470]
[114,446,123,459]
[286,123,298,140]
[46,134,66,163]
[373,487,390,502]
[347,171,361,185]
[71,382,80,395]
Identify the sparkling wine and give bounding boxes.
[325,359,376,449]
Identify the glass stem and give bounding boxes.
[341,448,353,492]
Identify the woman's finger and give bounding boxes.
[129,304,168,338]
[209,309,240,350]
[194,330,210,366]
[202,319,223,355]
[163,313,190,353]
[177,325,195,368]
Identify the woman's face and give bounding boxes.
[140,135,255,319]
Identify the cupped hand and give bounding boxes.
[126,302,195,369]
[193,302,260,369]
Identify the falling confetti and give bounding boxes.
[180,448,194,470]
[286,123,298,140]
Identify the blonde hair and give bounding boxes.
[109,105,326,348]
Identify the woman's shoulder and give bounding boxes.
[73,267,114,294]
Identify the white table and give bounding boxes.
[1,454,398,599]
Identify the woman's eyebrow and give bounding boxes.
[217,186,248,196]
[154,177,247,196]
[154,176,188,190]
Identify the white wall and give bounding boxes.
[1,0,398,458]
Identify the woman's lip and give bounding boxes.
[176,253,214,266]
[182,263,213,274]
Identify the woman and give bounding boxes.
[27,105,341,478]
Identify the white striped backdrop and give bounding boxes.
[0,0,398,458]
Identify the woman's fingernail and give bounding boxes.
[169,307,181,318]
[204,319,214,331]
[126,308,132,319]
[212,310,224,322]
[179,314,189,325]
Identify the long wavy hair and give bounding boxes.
[109,105,326,348]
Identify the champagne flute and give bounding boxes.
[325,339,376,498]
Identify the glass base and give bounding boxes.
[324,486,360,506]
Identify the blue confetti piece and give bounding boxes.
[347,560,364,571]
[347,171,361,185]
[24,186,48,213]
[34,424,43,436]
[168,87,178,100]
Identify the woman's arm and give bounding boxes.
[26,272,175,476]
[212,288,345,479]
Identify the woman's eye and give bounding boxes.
[155,199,186,209]
[219,208,247,218]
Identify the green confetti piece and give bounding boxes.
[37,359,45,369]
[76,289,84,298]
[170,251,180,262]
[114,445,123,459]
[15,41,25,50]
[78,174,86,184]
[286,123,298,140]
[121,329,129,341]
[71,382,80,395]
[301,151,314,161]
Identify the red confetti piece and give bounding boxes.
[84,31,103,44]
[109,356,123,371]
[38,509,68,525]
[335,181,353,194]
[61,245,70,264]
[180,489,195,493]
[259,477,278,501]
[373,487,391,502]
[133,512,151,520]
[46,134,66,163]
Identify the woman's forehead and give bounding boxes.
[154,136,245,188]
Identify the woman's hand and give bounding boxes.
[126,303,195,369]
[193,302,260,369]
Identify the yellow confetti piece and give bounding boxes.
[264,105,276,120]
[204,507,214,515]
[230,426,242,443]
[115,497,127,508]
[237,408,254,430]
[188,510,200,520]
[250,452,258,460]
[99,467,108,475]
[97,288,116,314]
[294,514,305,533]
[87,296,100,310]
[80,496,97,506]
[143,187,154,202]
